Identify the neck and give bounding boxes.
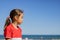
[12,22,18,27]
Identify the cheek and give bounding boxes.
[18,18,23,23]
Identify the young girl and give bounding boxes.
[4,9,23,40]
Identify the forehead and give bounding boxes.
[20,13,23,16]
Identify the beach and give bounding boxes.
[0,38,60,40]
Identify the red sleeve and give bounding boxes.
[4,26,11,38]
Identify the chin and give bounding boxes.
[18,22,22,25]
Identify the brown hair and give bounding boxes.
[4,9,23,30]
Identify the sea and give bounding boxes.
[0,35,60,40]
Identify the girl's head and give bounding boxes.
[4,9,23,28]
[10,9,23,24]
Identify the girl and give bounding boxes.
[4,9,23,40]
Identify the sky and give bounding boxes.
[0,0,60,35]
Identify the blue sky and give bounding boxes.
[0,0,60,35]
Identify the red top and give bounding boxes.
[4,23,22,38]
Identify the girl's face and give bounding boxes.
[17,13,23,24]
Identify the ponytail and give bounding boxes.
[4,16,11,30]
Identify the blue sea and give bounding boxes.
[0,35,60,40]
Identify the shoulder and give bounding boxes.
[5,23,12,30]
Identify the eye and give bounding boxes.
[18,14,20,16]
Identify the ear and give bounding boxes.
[14,16,18,21]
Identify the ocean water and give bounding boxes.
[0,35,60,40]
